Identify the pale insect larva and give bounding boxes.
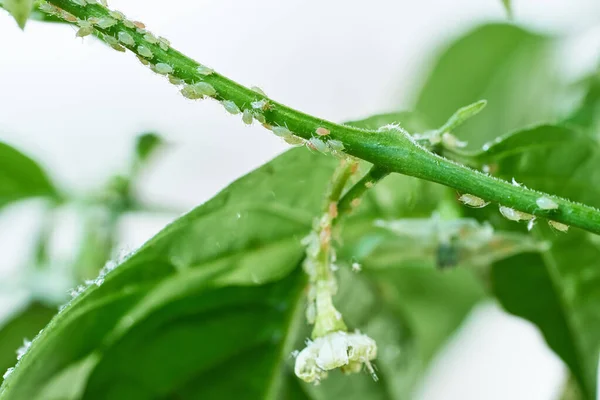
[123,20,135,29]
[221,100,240,115]
[351,198,362,208]
[143,33,159,44]
[190,82,216,96]
[536,197,558,210]
[88,17,100,25]
[196,65,214,76]
[137,55,150,66]
[38,3,58,14]
[72,0,86,6]
[96,17,117,29]
[250,86,266,96]
[180,85,203,100]
[499,205,534,222]
[527,218,536,231]
[548,220,569,232]
[109,10,125,20]
[351,262,362,273]
[365,181,374,189]
[284,135,305,146]
[308,137,329,153]
[168,75,183,85]
[60,12,78,23]
[76,23,94,37]
[104,34,118,45]
[100,0,108,6]
[272,126,292,138]
[158,36,170,51]
[316,127,330,136]
[242,109,254,125]
[251,99,269,110]
[253,112,266,124]
[117,31,135,46]
[137,45,153,58]
[154,63,173,75]
[132,21,146,29]
[458,194,489,208]
[85,0,99,4]
[327,139,344,152]
[137,28,147,34]
[441,132,467,149]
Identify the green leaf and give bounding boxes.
[468,124,600,398]
[0,303,56,385]
[134,132,164,166]
[0,141,59,209]
[2,0,33,28]
[413,23,558,148]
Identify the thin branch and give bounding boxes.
[25,0,600,234]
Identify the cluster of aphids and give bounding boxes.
[458,189,568,232]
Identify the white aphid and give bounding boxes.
[316,127,330,136]
[158,36,170,51]
[196,65,214,76]
[242,109,254,125]
[441,132,467,149]
[253,112,266,124]
[272,126,292,138]
[458,194,489,208]
[3,367,14,380]
[137,45,153,58]
[527,218,536,231]
[109,10,125,21]
[548,220,569,232]
[327,139,344,152]
[168,75,183,85]
[221,100,240,115]
[536,197,558,210]
[123,20,135,29]
[499,205,534,222]
[76,26,94,37]
[96,17,117,29]
[251,99,269,110]
[365,181,374,189]
[250,86,266,96]
[154,63,174,75]
[143,32,159,44]
[16,339,31,361]
[308,138,329,153]
[117,31,135,46]
[351,262,362,272]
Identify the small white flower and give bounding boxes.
[294,331,377,384]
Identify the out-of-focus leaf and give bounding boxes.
[565,68,600,133]
[0,303,56,385]
[501,0,512,17]
[413,23,558,148]
[2,0,33,28]
[464,124,600,398]
[0,141,59,209]
[134,132,164,166]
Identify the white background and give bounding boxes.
[1,0,599,398]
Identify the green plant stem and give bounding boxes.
[36,0,600,234]
[337,165,390,217]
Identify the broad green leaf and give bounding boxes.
[469,124,600,398]
[413,23,558,148]
[0,303,56,385]
[0,141,59,209]
[2,0,33,28]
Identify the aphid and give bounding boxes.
[72,0,86,6]
[308,137,329,153]
[132,21,145,29]
[527,218,536,231]
[85,0,99,4]
[250,86,266,96]
[351,198,362,208]
[180,85,203,100]
[272,126,292,138]
[221,100,240,115]
[38,3,58,14]
[111,43,126,52]
[441,132,468,149]
[536,197,558,210]
[283,136,305,146]
[365,181,374,189]
[190,82,216,96]
[123,20,135,29]
[109,10,125,21]
[158,36,170,51]
[104,34,118,45]
[136,27,147,34]
[511,178,522,187]
[316,127,330,136]
[100,0,108,6]
[61,12,78,23]
[458,194,489,208]
[253,112,266,124]
[327,139,344,152]
[242,109,254,125]
[143,33,159,44]
[499,205,534,222]
[154,63,174,75]
[3,367,14,380]
[351,262,362,273]
[96,17,117,29]
[137,45,153,58]
[548,220,569,232]
[117,31,135,46]
[251,99,269,110]
[137,55,150,66]
[168,75,183,85]
[76,26,94,37]
[88,17,100,25]
[196,65,214,76]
